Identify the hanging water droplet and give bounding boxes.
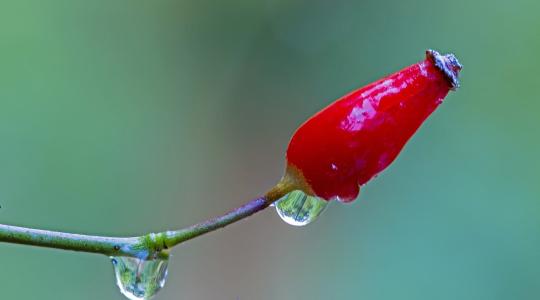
[275,190,329,226]
[111,256,169,300]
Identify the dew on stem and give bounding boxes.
[275,190,328,226]
[111,256,169,300]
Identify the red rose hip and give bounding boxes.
[273,49,462,214]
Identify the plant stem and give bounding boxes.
[0,181,295,258]
[0,224,139,256]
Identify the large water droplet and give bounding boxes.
[275,190,329,226]
[111,256,169,300]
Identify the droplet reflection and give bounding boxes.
[111,256,169,300]
[275,190,328,226]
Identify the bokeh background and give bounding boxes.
[0,0,538,299]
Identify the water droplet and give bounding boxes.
[275,190,329,226]
[111,256,169,300]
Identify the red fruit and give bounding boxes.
[283,49,462,202]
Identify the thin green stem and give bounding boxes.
[0,224,139,256]
[0,182,294,258]
[164,196,269,247]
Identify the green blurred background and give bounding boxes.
[0,0,538,299]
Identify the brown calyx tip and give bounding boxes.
[426,49,462,90]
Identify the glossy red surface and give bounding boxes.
[286,54,457,202]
